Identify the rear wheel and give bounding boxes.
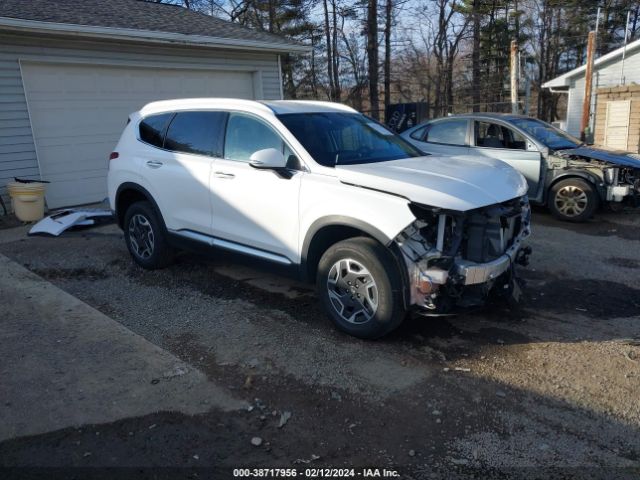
[548,178,598,222]
[123,201,174,269]
[316,237,406,339]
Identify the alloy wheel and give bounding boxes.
[128,214,155,259]
[554,185,588,218]
[327,258,379,324]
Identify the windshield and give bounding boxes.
[510,117,581,150]
[277,112,423,166]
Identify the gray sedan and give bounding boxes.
[401,113,640,222]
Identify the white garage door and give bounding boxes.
[21,62,256,208]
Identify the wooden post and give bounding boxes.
[581,31,596,141]
[510,40,519,114]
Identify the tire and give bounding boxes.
[316,237,406,339]
[123,200,175,269]
[548,178,598,222]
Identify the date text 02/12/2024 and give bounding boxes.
[233,468,401,478]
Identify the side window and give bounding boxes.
[409,125,428,141]
[475,121,504,148]
[424,120,468,145]
[164,111,227,157]
[224,113,285,162]
[475,121,526,150]
[139,113,173,148]
[503,126,527,150]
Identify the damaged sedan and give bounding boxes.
[110,99,531,338]
[402,114,640,222]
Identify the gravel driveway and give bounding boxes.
[0,208,639,479]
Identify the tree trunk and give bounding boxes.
[331,0,341,101]
[384,0,393,110]
[367,0,380,119]
[310,32,318,98]
[471,0,480,112]
[267,0,275,33]
[323,0,335,100]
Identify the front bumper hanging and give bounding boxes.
[395,198,532,313]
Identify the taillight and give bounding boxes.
[109,152,119,160]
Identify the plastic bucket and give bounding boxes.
[7,181,47,222]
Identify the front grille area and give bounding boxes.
[462,197,526,263]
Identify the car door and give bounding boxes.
[406,118,470,156]
[139,110,225,234]
[210,112,302,264]
[471,120,543,197]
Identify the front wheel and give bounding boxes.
[548,178,598,222]
[316,237,406,339]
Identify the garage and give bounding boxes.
[0,0,307,209]
[22,63,256,207]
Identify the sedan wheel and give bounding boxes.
[548,178,598,222]
[554,185,588,218]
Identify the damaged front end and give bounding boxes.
[602,166,640,204]
[395,196,532,314]
[552,149,640,206]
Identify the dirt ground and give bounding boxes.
[0,207,639,479]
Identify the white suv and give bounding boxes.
[108,99,531,339]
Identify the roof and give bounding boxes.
[137,99,355,117]
[543,38,640,89]
[139,98,273,117]
[446,113,532,121]
[261,100,357,114]
[0,0,308,53]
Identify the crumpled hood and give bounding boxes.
[335,155,528,211]
[558,146,640,169]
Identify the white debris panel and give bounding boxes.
[29,209,113,237]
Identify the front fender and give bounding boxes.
[547,169,606,201]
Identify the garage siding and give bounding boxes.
[0,32,283,207]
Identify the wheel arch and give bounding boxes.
[301,217,391,283]
[300,217,410,307]
[115,182,165,230]
[546,170,605,201]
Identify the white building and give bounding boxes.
[543,38,640,138]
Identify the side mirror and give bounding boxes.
[249,148,287,169]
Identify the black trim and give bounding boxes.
[172,229,293,264]
[166,230,300,280]
[249,162,294,179]
[300,216,392,281]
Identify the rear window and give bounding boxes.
[425,120,468,145]
[409,126,427,141]
[139,113,173,148]
[164,111,227,157]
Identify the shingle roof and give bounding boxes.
[0,0,305,52]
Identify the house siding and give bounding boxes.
[0,32,283,208]
[564,47,640,138]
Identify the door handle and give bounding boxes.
[214,171,235,179]
[146,160,163,169]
